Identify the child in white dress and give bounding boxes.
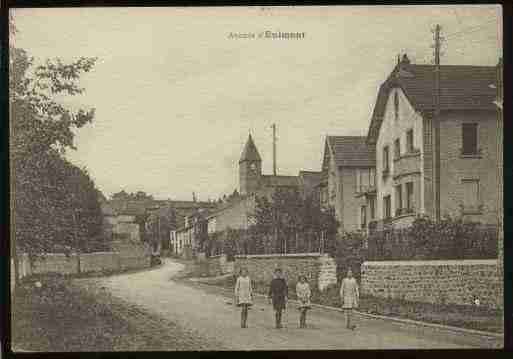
[340,268,359,330]
[234,267,253,328]
[296,275,311,328]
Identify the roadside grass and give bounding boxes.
[12,274,222,351]
[179,263,503,334]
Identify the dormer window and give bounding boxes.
[394,91,399,122]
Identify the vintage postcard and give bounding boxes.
[9,5,503,351]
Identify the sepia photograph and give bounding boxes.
[8,5,503,351]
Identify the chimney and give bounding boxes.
[401,53,410,65]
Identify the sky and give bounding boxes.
[11,5,502,201]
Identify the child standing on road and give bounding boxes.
[296,275,311,328]
[340,268,359,330]
[234,268,253,328]
[268,268,288,329]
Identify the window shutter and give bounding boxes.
[462,124,478,155]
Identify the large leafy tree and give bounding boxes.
[10,22,102,283]
[249,188,339,254]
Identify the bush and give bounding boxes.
[333,231,367,282]
[367,216,497,261]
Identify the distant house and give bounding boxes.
[100,202,140,243]
[172,208,211,258]
[366,54,500,229]
[319,136,376,233]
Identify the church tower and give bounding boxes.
[239,134,262,195]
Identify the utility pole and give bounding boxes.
[271,123,277,176]
[432,24,442,222]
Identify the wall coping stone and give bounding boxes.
[363,259,497,266]
[235,252,328,259]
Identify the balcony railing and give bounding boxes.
[356,184,376,196]
[394,207,415,217]
[393,150,421,179]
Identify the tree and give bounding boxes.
[10,28,99,286]
[250,188,339,254]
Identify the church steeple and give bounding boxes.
[239,134,262,195]
[239,134,262,163]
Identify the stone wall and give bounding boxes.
[197,254,235,277]
[361,259,501,309]
[11,248,150,286]
[79,252,119,273]
[234,253,337,292]
[31,254,80,275]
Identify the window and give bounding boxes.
[361,206,367,229]
[394,92,399,121]
[462,123,478,155]
[394,138,401,159]
[356,169,361,192]
[395,184,402,215]
[406,182,414,211]
[462,179,480,209]
[370,197,375,219]
[406,129,414,152]
[384,195,391,219]
[383,146,390,172]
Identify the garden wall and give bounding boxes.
[11,248,150,290]
[196,254,235,277]
[234,253,337,291]
[361,259,502,309]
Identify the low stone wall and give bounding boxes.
[11,248,150,284]
[119,255,151,271]
[31,254,79,275]
[234,253,337,292]
[80,252,119,273]
[196,254,235,277]
[361,259,501,309]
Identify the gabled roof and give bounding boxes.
[325,136,376,168]
[367,59,498,144]
[239,134,262,163]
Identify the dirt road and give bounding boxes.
[97,258,497,350]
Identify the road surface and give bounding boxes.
[95,258,498,350]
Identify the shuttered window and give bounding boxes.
[462,123,478,155]
[406,182,414,210]
[384,195,391,219]
[394,138,401,159]
[462,179,479,208]
[407,129,414,152]
[395,184,402,214]
[383,146,390,171]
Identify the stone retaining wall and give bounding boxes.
[361,259,501,309]
[11,248,150,286]
[31,254,80,275]
[80,252,119,273]
[234,253,337,291]
[196,254,235,277]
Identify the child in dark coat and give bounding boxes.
[268,268,288,329]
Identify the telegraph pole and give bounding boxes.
[271,123,277,176]
[432,24,442,222]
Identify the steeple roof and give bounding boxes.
[239,134,262,163]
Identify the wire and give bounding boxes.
[444,18,498,40]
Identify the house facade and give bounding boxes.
[367,54,500,229]
[320,136,376,233]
